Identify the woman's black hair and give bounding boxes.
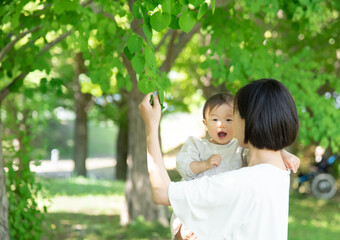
[234,79,299,151]
[203,92,234,119]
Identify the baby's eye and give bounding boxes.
[226,119,233,122]
[213,119,218,121]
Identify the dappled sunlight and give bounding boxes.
[288,193,340,239]
[43,212,122,240]
[46,195,123,215]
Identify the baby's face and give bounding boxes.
[203,103,235,145]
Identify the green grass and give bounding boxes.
[288,193,340,240]
[39,177,172,239]
[39,175,340,240]
[41,177,124,197]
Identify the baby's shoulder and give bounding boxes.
[184,136,207,145]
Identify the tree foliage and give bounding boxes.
[158,0,340,152]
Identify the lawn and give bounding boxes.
[39,174,340,240]
[39,177,171,240]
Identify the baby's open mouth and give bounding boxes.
[218,132,227,138]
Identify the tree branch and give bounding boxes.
[121,53,135,80]
[0,29,72,103]
[39,30,72,55]
[155,29,173,52]
[0,72,28,103]
[87,0,149,45]
[81,0,94,7]
[87,3,116,22]
[160,23,201,73]
[0,25,42,63]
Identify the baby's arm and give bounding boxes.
[176,137,205,180]
[281,150,300,173]
[189,154,222,174]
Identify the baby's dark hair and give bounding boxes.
[234,79,299,151]
[203,92,234,119]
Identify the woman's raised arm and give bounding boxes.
[139,93,171,206]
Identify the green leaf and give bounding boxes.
[156,75,170,90]
[53,1,65,15]
[299,0,310,7]
[117,72,132,91]
[40,78,48,94]
[145,1,159,11]
[131,55,145,74]
[250,1,261,13]
[99,78,111,92]
[116,73,126,89]
[11,12,20,28]
[158,90,165,105]
[197,2,208,20]
[143,24,153,46]
[179,11,196,33]
[124,47,134,61]
[211,60,220,79]
[128,34,143,54]
[162,0,172,14]
[138,78,155,94]
[172,1,182,15]
[169,15,180,29]
[8,78,24,92]
[211,0,215,14]
[63,0,78,11]
[107,22,117,35]
[150,11,171,32]
[132,1,142,19]
[6,70,12,79]
[152,90,166,110]
[189,0,205,8]
[24,88,34,98]
[144,47,156,68]
[179,0,189,4]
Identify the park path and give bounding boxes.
[30,156,177,180]
[30,158,117,180]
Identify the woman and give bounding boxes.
[139,79,299,240]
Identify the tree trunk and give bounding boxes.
[120,56,169,226]
[115,124,128,180]
[0,103,10,240]
[73,52,91,177]
[115,93,128,180]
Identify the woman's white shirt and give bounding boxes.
[168,164,290,240]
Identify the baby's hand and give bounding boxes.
[206,154,222,169]
[281,150,300,173]
[179,225,198,240]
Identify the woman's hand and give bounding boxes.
[139,92,161,129]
